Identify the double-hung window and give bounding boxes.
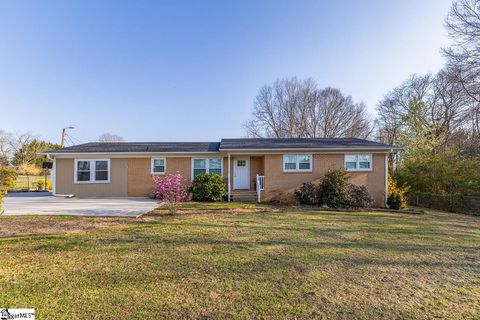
[192,158,223,178]
[344,154,372,171]
[151,158,166,174]
[283,154,312,172]
[75,159,110,183]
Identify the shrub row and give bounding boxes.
[294,169,373,208]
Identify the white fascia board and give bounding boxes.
[42,151,223,158]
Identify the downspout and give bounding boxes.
[227,153,231,202]
[52,157,56,196]
[46,154,56,196]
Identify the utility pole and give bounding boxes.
[61,127,75,148]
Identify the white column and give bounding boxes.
[385,154,388,208]
[227,153,231,202]
[256,174,260,203]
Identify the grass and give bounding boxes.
[0,203,479,319]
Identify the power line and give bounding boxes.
[65,132,82,145]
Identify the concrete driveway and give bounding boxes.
[2,192,158,217]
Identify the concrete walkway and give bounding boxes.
[2,192,158,217]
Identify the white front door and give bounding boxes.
[233,158,250,190]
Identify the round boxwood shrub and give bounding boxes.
[191,173,227,202]
[347,184,373,208]
[318,168,350,208]
[387,194,402,210]
[294,182,319,205]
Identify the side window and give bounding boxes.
[77,161,91,182]
[209,158,222,175]
[193,159,207,177]
[75,159,110,183]
[344,154,372,171]
[192,158,223,177]
[345,155,357,170]
[95,160,109,181]
[151,158,166,174]
[283,155,312,172]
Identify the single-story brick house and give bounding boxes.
[43,138,400,206]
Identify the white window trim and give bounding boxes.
[344,153,373,172]
[282,154,313,172]
[191,158,223,178]
[151,157,166,175]
[74,159,111,184]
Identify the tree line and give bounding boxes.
[244,0,480,196]
[0,130,125,176]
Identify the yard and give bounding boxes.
[0,204,479,319]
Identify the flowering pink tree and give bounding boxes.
[152,172,191,214]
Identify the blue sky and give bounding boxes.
[0,0,453,144]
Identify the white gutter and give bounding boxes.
[42,147,401,158]
[219,146,403,152]
[39,151,221,156]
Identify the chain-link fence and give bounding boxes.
[10,175,51,191]
[409,193,480,215]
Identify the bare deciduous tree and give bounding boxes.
[244,78,373,139]
[444,0,480,99]
[8,132,37,167]
[444,0,480,137]
[98,133,125,143]
[0,130,13,165]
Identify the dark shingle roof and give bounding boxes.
[45,138,398,154]
[48,142,221,153]
[219,138,397,150]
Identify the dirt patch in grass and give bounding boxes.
[147,201,282,216]
[0,215,131,237]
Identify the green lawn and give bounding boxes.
[0,204,479,319]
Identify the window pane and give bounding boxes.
[345,155,357,163]
[236,160,246,167]
[358,154,371,169]
[95,161,108,170]
[209,159,221,169]
[298,155,310,170]
[298,155,310,163]
[193,168,206,177]
[77,171,90,181]
[193,159,206,169]
[153,165,165,173]
[284,155,296,163]
[285,163,296,170]
[210,169,222,175]
[345,162,357,169]
[77,161,90,170]
[358,154,370,162]
[359,161,371,169]
[95,171,108,181]
[153,159,165,173]
[153,159,164,167]
[284,155,296,170]
[299,162,310,170]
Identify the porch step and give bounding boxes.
[231,192,257,203]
